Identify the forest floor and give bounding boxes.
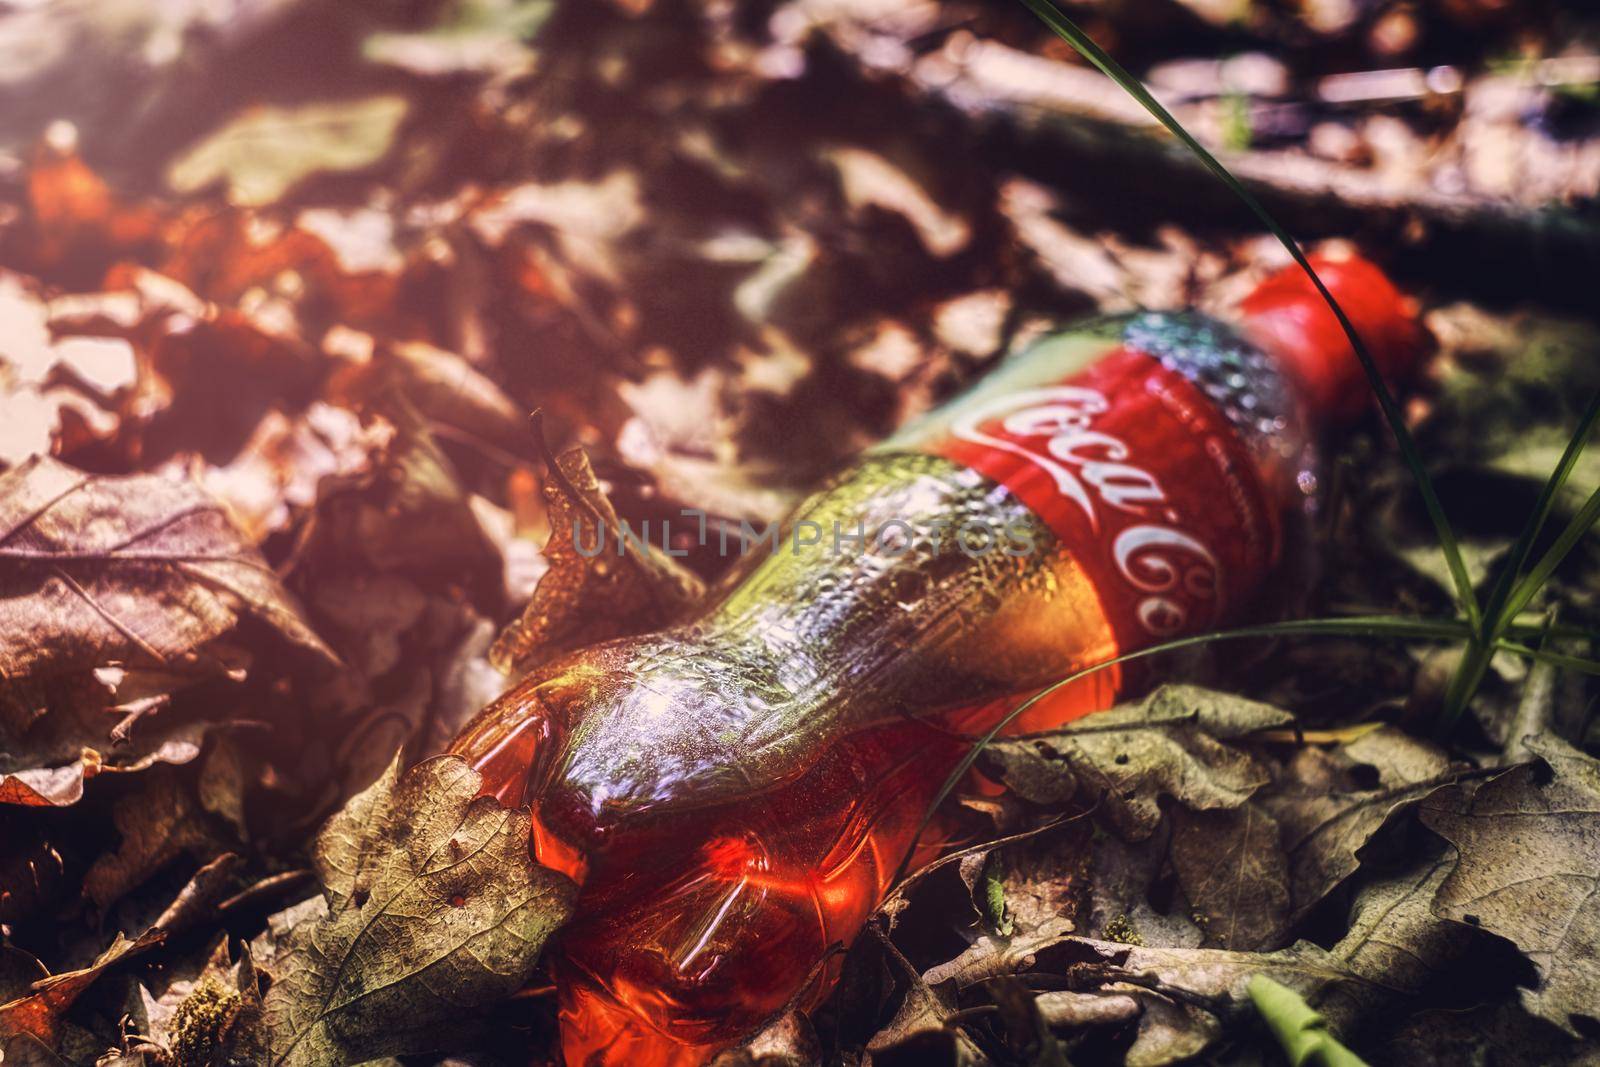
[1,1,1599,1064]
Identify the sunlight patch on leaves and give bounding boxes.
[363,0,553,78]
[167,96,410,208]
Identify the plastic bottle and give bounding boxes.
[450,252,1428,1065]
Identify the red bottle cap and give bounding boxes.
[1240,251,1430,426]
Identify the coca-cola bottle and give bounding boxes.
[450,253,1427,1066]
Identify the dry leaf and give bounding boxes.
[711,1009,823,1067]
[0,668,230,808]
[1056,937,1379,1066]
[982,685,1290,838]
[197,733,249,839]
[864,931,989,1066]
[1325,849,1471,1013]
[1384,999,1583,1066]
[0,931,162,1051]
[1420,735,1600,1036]
[82,768,227,914]
[301,398,500,589]
[255,753,575,1065]
[1,144,160,279]
[1085,824,1207,950]
[1168,803,1291,951]
[1266,727,1462,921]
[490,446,705,674]
[191,403,386,544]
[0,455,336,682]
[930,828,1090,990]
[375,340,528,456]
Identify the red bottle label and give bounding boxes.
[925,348,1280,646]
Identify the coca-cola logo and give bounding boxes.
[951,386,1220,636]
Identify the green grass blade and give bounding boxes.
[1494,640,1600,677]
[1484,389,1600,639]
[894,613,1473,883]
[1499,483,1600,623]
[1437,639,1494,739]
[1506,620,1600,643]
[1015,0,1479,628]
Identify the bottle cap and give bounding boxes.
[1240,251,1430,426]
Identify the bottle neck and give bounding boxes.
[1236,305,1341,433]
[1234,253,1427,428]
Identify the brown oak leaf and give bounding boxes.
[0,454,336,682]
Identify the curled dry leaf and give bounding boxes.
[1322,848,1471,1018]
[255,753,575,1065]
[1420,734,1600,1036]
[337,339,530,458]
[490,446,705,674]
[151,851,246,936]
[0,673,221,808]
[0,455,336,683]
[0,931,163,1051]
[864,929,989,1067]
[1265,726,1464,921]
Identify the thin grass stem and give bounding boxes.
[1483,390,1600,640]
[1500,484,1600,625]
[1014,0,1479,630]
